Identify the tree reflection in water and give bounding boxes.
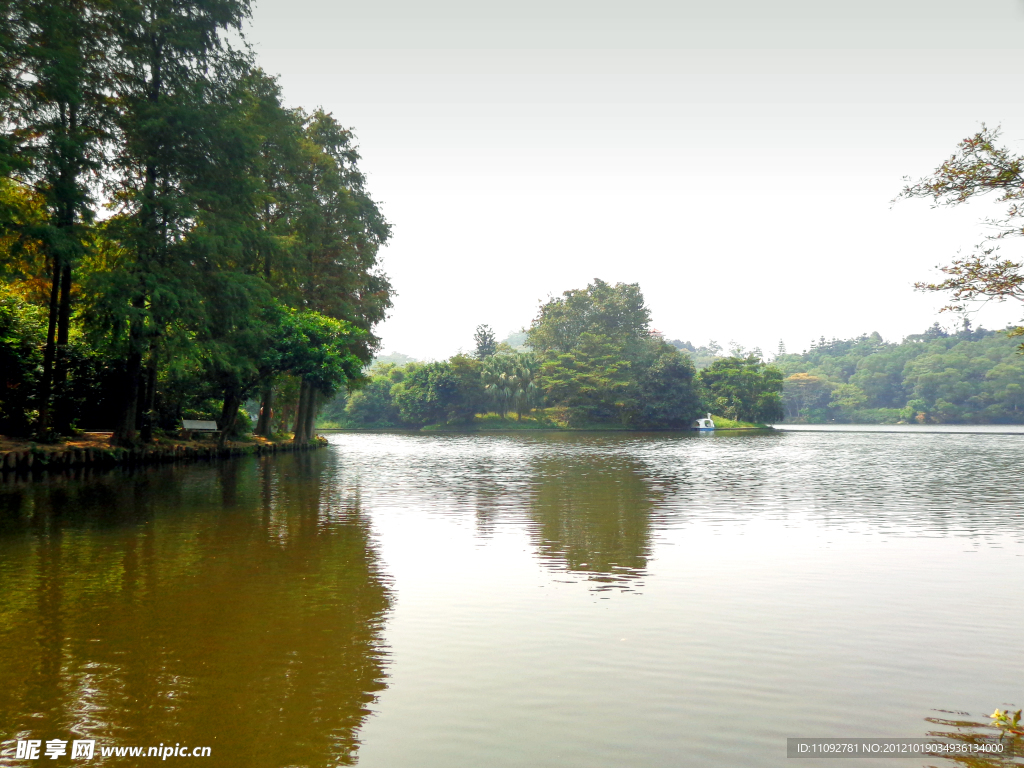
[527,451,666,591]
[922,710,1024,767]
[0,452,391,767]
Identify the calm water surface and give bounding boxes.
[1,430,1022,767]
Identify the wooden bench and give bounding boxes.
[181,419,220,440]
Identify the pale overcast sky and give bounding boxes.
[247,0,1024,360]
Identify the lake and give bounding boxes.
[1,429,1022,767]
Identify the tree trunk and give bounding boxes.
[112,309,145,446]
[255,383,274,436]
[139,350,158,441]
[278,402,291,436]
[291,388,302,441]
[293,380,310,442]
[36,254,62,436]
[112,345,142,446]
[135,359,148,431]
[57,264,71,341]
[218,386,241,447]
[53,261,73,432]
[304,388,318,440]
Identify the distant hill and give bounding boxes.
[372,351,418,366]
[776,323,1024,424]
[500,331,530,351]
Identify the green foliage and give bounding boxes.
[0,284,119,435]
[298,281,771,431]
[706,415,765,429]
[0,289,44,435]
[778,326,1024,423]
[539,332,633,426]
[528,278,650,354]
[0,0,392,443]
[343,355,527,429]
[446,354,486,422]
[900,126,1024,340]
[293,109,392,359]
[630,342,703,429]
[699,356,784,424]
[317,390,348,424]
[473,412,556,429]
[672,339,723,370]
[529,281,708,428]
[782,372,832,420]
[990,708,1023,736]
[473,324,497,359]
[392,362,460,427]
[482,352,539,419]
[345,375,401,427]
[278,310,366,394]
[389,356,485,427]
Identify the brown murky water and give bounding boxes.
[1,430,1022,767]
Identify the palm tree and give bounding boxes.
[510,355,540,420]
[481,356,514,418]
[482,353,540,420]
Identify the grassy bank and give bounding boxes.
[470,413,562,429]
[709,416,773,429]
[317,411,774,432]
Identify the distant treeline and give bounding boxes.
[325,280,785,430]
[0,0,390,444]
[776,322,1024,423]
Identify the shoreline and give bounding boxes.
[0,434,328,476]
[315,426,775,434]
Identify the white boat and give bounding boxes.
[692,413,715,431]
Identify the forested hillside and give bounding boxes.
[776,323,1024,423]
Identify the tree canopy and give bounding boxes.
[528,281,705,428]
[473,324,497,359]
[0,0,391,443]
[777,325,1024,423]
[899,125,1024,341]
[699,356,784,424]
[527,278,650,355]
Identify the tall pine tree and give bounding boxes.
[103,0,252,444]
[276,110,392,441]
[18,0,113,435]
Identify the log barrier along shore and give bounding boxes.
[0,436,327,477]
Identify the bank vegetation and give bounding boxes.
[0,0,390,446]
[328,280,784,431]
